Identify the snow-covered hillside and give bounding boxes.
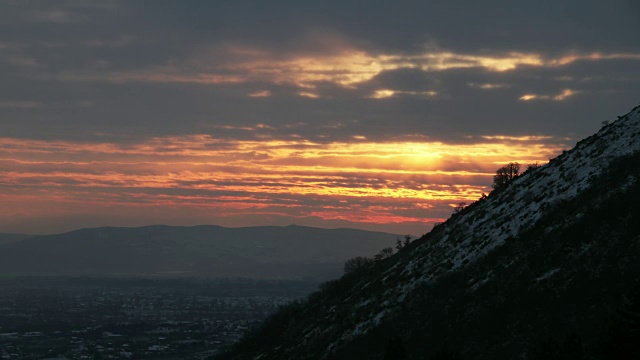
[218,104,640,360]
[319,105,640,351]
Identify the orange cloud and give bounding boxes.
[0,134,568,234]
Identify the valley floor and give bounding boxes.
[0,276,317,360]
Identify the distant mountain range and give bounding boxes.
[0,233,33,245]
[0,225,400,280]
[217,105,640,360]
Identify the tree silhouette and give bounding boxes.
[493,162,521,189]
[526,162,541,172]
[374,247,394,261]
[453,202,467,214]
[343,256,374,273]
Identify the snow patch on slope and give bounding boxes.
[315,106,640,357]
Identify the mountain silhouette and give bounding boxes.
[0,225,400,280]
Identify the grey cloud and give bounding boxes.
[1,0,638,146]
[364,68,436,92]
[3,1,638,75]
[0,100,42,108]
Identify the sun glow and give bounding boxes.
[1,134,568,232]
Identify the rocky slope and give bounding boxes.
[218,104,640,359]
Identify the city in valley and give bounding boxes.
[0,277,317,359]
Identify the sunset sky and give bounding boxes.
[1,1,639,235]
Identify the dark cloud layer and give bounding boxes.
[2,1,638,140]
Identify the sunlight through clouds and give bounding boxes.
[519,89,579,102]
[0,134,568,233]
[3,1,638,235]
[53,44,640,93]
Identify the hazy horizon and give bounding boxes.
[2,222,413,237]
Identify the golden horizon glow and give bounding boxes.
[1,134,569,233]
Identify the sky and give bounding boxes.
[1,0,639,236]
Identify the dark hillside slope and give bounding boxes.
[217,104,640,360]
